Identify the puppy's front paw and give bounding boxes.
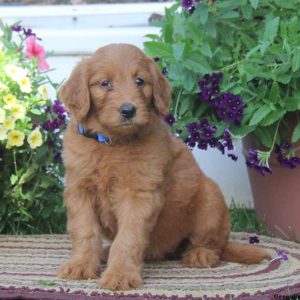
[98,268,143,290]
[58,259,99,280]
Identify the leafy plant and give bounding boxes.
[0,21,67,234]
[144,0,300,175]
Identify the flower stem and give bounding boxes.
[13,149,18,173]
[174,88,183,119]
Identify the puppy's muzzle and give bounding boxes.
[119,103,137,120]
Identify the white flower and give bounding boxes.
[4,64,28,82]
[18,76,32,93]
[3,116,15,130]
[0,108,5,123]
[0,125,7,140]
[38,85,48,100]
[27,129,43,149]
[11,104,26,120]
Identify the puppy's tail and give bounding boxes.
[221,241,271,264]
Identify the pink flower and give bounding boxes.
[26,35,49,71]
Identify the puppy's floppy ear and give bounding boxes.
[150,62,172,116]
[59,61,90,122]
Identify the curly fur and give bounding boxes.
[58,44,271,290]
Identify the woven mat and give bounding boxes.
[0,232,299,300]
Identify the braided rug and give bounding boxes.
[0,232,299,299]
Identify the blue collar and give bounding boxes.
[77,123,111,144]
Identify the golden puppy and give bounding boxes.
[58,43,270,290]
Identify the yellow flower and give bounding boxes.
[18,77,32,93]
[7,130,25,147]
[3,116,15,130]
[0,108,5,123]
[3,94,17,107]
[27,129,43,149]
[4,64,27,82]
[0,125,7,140]
[6,142,12,149]
[11,104,26,120]
[38,85,48,100]
[0,82,9,92]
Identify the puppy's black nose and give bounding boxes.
[119,103,136,119]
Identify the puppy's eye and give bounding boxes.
[135,78,144,86]
[100,80,112,88]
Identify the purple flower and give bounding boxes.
[188,5,196,14]
[182,0,193,8]
[11,25,22,32]
[246,148,272,175]
[249,235,259,244]
[185,119,237,159]
[277,250,288,260]
[162,67,168,76]
[228,153,238,161]
[214,93,244,124]
[23,28,35,37]
[270,250,288,263]
[165,114,175,126]
[199,73,223,103]
[275,141,300,169]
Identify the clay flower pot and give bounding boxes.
[243,137,300,242]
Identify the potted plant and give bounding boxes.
[0,21,67,234]
[144,0,300,240]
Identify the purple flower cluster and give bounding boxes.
[182,0,201,15]
[42,99,68,132]
[41,99,68,163]
[185,118,237,160]
[275,141,300,169]
[199,73,244,125]
[11,25,36,37]
[245,148,272,175]
[249,235,259,244]
[182,0,216,15]
[165,114,175,126]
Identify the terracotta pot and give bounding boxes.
[243,136,300,242]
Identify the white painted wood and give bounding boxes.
[36,27,161,54]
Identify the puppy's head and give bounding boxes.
[60,44,171,137]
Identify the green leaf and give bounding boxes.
[241,5,252,19]
[286,97,300,111]
[144,42,173,61]
[246,45,261,59]
[30,108,42,115]
[10,175,18,185]
[249,105,272,126]
[292,122,300,143]
[220,10,240,19]
[249,0,259,9]
[199,5,209,25]
[292,49,300,72]
[255,128,274,148]
[229,125,255,137]
[200,43,212,58]
[260,110,285,126]
[263,17,280,42]
[269,82,279,103]
[179,97,192,115]
[184,53,212,74]
[172,43,185,61]
[187,23,203,44]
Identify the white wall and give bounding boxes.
[1,3,254,207]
